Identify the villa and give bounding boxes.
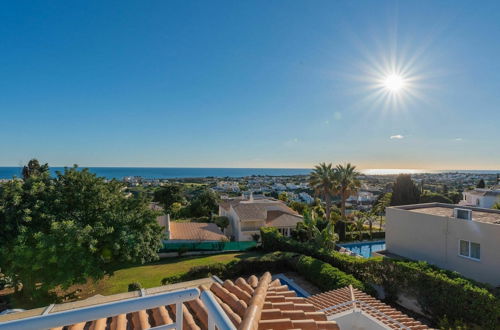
[0,272,428,329]
[459,186,500,208]
[386,203,500,286]
[219,194,303,241]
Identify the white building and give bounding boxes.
[386,203,500,286]
[460,187,500,208]
[299,192,314,204]
[271,183,287,191]
[219,194,303,241]
[215,181,241,193]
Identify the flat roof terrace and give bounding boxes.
[392,203,500,225]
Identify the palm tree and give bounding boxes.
[315,221,338,250]
[309,163,336,221]
[334,163,361,240]
[302,209,320,240]
[373,192,391,231]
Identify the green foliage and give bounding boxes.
[260,227,500,328]
[309,163,336,221]
[251,233,260,242]
[160,251,364,293]
[493,202,500,210]
[22,159,49,180]
[333,163,361,241]
[153,184,185,212]
[0,164,163,300]
[476,179,486,188]
[390,174,421,206]
[291,255,364,291]
[213,216,229,231]
[420,191,453,204]
[184,188,219,218]
[288,201,308,214]
[127,282,142,292]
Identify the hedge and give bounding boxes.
[261,227,500,328]
[160,252,364,292]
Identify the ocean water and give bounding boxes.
[0,167,312,180]
[0,167,498,180]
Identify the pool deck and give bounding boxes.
[272,273,319,297]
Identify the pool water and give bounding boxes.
[339,240,386,258]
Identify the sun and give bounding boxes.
[383,74,405,92]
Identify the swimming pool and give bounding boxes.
[338,240,386,258]
[273,274,310,297]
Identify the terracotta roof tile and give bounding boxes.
[9,273,432,330]
[305,285,430,329]
[169,222,226,241]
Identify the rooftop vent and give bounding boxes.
[453,208,472,220]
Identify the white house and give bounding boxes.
[299,192,314,204]
[386,203,500,286]
[460,187,500,208]
[219,194,303,241]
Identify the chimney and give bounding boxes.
[165,214,171,240]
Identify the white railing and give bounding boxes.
[320,299,411,329]
[0,287,200,330]
[200,290,236,330]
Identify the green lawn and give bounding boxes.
[98,251,261,295]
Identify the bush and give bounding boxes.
[128,282,142,292]
[159,252,364,295]
[260,227,500,328]
[177,246,189,257]
[290,255,364,292]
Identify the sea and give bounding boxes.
[0,167,498,180]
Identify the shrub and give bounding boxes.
[127,282,142,292]
[260,227,500,328]
[290,255,364,292]
[159,252,363,296]
[177,246,189,257]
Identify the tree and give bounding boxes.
[390,174,421,206]
[22,159,49,179]
[477,179,486,189]
[309,163,336,221]
[334,163,361,241]
[314,221,338,250]
[493,202,500,210]
[288,201,308,215]
[278,192,289,202]
[214,216,229,232]
[153,184,185,212]
[420,191,453,204]
[186,188,219,218]
[170,202,183,219]
[373,193,391,231]
[0,164,163,301]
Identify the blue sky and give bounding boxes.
[1,1,499,170]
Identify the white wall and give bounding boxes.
[386,207,500,286]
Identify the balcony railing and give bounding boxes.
[0,287,236,330]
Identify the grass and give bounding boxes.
[3,251,262,309]
[91,251,261,296]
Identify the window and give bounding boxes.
[459,239,480,260]
[459,240,469,257]
[470,242,481,259]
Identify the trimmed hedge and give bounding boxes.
[160,252,364,292]
[261,227,500,328]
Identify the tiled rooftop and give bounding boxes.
[393,203,500,225]
[0,273,430,329]
[306,286,430,329]
[169,222,227,241]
